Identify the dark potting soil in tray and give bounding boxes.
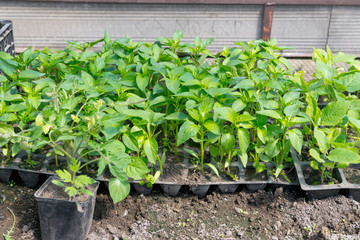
[80,164,99,179]
[213,167,240,182]
[39,181,96,202]
[158,164,188,183]
[46,160,67,173]
[185,167,214,184]
[303,167,342,185]
[272,167,297,183]
[19,158,44,171]
[245,168,268,181]
[342,166,360,184]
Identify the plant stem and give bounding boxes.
[78,158,100,171]
[6,143,10,161]
[200,131,204,174]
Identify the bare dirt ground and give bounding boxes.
[1,177,360,240]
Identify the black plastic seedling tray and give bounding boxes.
[291,148,360,200]
[0,20,15,56]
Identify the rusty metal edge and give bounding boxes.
[261,3,274,41]
[7,0,360,5]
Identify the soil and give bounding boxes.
[158,164,189,183]
[19,159,44,171]
[272,167,297,183]
[303,167,341,185]
[185,167,214,184]
[245,168,268,181]
[38,180,97,202]
[1,179,360,240]
[343,165,360,184]
[45,159,67,173]
[215,167,240,182]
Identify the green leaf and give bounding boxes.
[314,127,330,153]
[136,75,149,93]
[165,77,180,94]
[0,58,16,79]
[232,99,247,112]
[0,113,17,122]
[237,128,250,154]
[109,178,130,203]
[237,114,256,122]
[5,103,28,113]
[101,122,120,140]
[57,135,77,141]
[305,94,319,120]
[348,110,360,129]
[19,70,45,79]
[173,30,183,42]
[55,169,72,183]
[337,72,360,92]
[328,148,360,163]
[279,57,292,72]
[187,109,201,122]
[288,129,303,154]
[204,121,220,135]
[239,153,248,168]
[109,165,128,181]
[309,148,324,163]
[198,97,214,117]
[74,175,95,188]
[81,71,95,87]
[214,107,237,124]
[310,161,319,170]
[95,57,105,72]
[184,148,199,160]
[122,133,139,152]
[28,94,41,109]
[177,121,200,146]
[109,152,131,169]
[52,180,65,187]
[102,139,126,154]
[165,112,187,121]
[205,163,219,177]
[320,101,349,126]
[256,110,282,120]
[144,138,158,165]
[125,157,149,180]
[221,133,235,153]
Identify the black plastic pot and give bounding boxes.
[239,163,270,192]
[34,176,99,240]
[131,182,153,196]
[0,164,17,183]
[217,183,239,193]
[17,169,41,188]
[291,148,344,200]
[269,164,299,191]
[0,167,13,183]
[160,184,182,197]
[340,164,360,202]
[189,184,210,198]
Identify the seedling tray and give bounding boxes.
[239,162,270,192]
[0,163,18,183]
[339,164,360,202]
[0,20,15,56]
[291,148,349,199]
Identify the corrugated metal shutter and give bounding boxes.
[0,1,262,52]
[327,6,360,55]
[271,5,331,55]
